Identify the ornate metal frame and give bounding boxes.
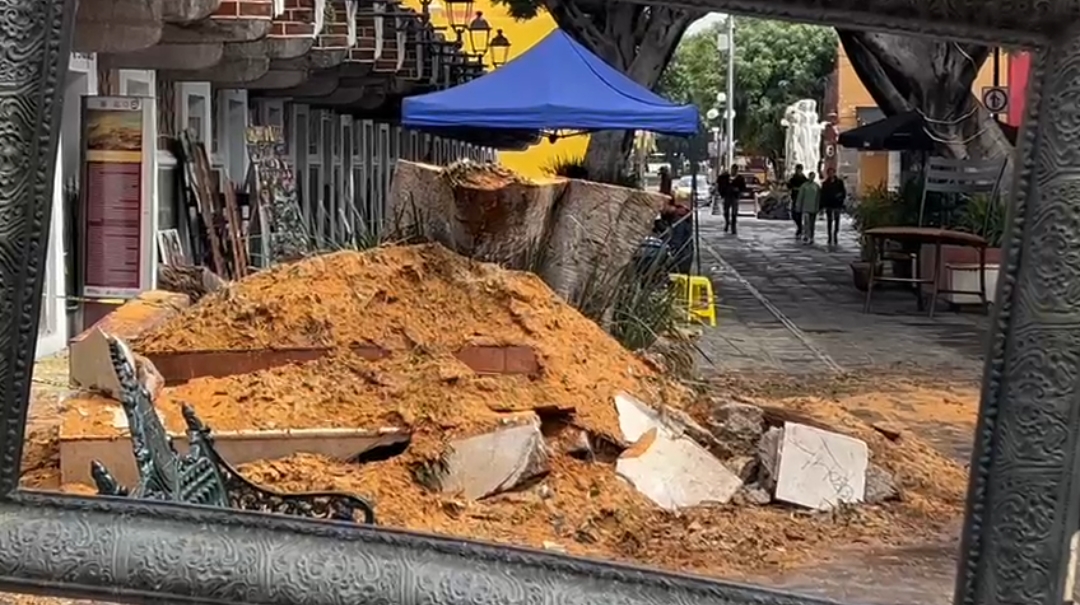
[0,1,1076,604]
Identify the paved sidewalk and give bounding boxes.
[689,213,993,604]
[694,213,988,377]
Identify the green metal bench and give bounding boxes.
[91,336,377,525]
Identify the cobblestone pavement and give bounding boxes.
[694,213,987,378]
[691,212,989,604]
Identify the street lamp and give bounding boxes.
[443,0,473,38]
[489,29,511,67]
[467,11,491,56]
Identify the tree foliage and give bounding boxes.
[657,18,837,164]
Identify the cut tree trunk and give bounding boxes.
[544,1,705,183]
[838,31,1014,168]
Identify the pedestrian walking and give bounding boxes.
[797,172,821,244]
[787,164,808,238]
[821,167,847,246]
[721,164,747,235]
[659,166,673,197]
[711,168,727,216]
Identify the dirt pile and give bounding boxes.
[43,246,973,578]
[133,243,681,444]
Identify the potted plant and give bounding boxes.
[849,185,896,291]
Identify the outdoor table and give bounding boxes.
[863,226,989,318]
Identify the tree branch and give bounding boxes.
[838,30,911,114]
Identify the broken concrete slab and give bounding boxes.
[70,329,165,400]
[709,402,765,458]
[614,392,711,441]
[774,422,869,511]
[616,428,743,511]
[437,419,550,500]
[616,392,667,442]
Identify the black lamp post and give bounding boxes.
[489,28,510,67]
[467,11,491,56]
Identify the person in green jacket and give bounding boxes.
[796,173,821,244]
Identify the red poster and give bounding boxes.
[83,162,142,296]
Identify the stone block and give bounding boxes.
[709,401,765,458]
[437,419,550,500]
[774,422,869,510]
[616,428,743,511]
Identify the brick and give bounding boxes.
[238,0,274,18]
[317,34,349,48]
[287,7,313,21]
[455,346,504,374]
[504,346,540,375]
[270,21,287,35]
[214,0,240,16]
[146,344,388,386]
[374,58,398,72]
[284,21,315,35]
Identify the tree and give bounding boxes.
[491,0,707,182]
[657,18,837,172]
[837,32,1011,165]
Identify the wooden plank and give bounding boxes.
[180,132,227,278]
[222,184,249,278]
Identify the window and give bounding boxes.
[118,69,154,97]
[176,82,212,145]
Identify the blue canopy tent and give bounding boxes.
[401,29,699,135]
[401,29,702,274]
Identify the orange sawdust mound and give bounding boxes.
[133,244,683,442]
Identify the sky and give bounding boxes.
[685,12,727,37]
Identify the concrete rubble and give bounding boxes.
[614,393,743,510]
[436,415,551,500]
[773,422,870,511]
[69,329,164,400]
[611,392,897,513]
[708,401,765,458]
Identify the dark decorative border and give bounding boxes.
[0,491,849,605]
[0,0,75,494]
[3,2,1080,605]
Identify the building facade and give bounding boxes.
[36,0,505,359]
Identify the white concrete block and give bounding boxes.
[774,422,869,510]
[616,428,743,511]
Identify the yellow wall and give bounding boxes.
[836,43,1009,191]
[406,1,588,178]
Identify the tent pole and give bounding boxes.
[691,156,701,276]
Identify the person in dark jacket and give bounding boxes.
[787,164,808,237]
[820,167,847,246]
[659,166,673,197]
[717,164,747,235]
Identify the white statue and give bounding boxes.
[781,104,800,178]
[781,99,826,179]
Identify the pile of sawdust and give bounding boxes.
[133,244,681,443]
[443,161,535,190]
[38,246,975,579]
